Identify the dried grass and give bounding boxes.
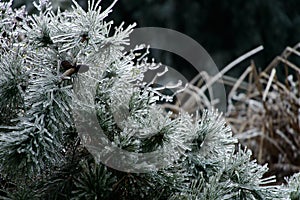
[225,43,300,183]
[164,43,300,184]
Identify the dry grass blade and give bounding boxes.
[226,44,300,184]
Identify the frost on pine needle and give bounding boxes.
[0,0,296,199]
[192,110,237,158]
[173,146,290,200]
[0,1,27,51]
[75,45,195,171]
[0,67,73,176]
[0,0,133,177]
[0,51,28,125]
[287,172,300,200]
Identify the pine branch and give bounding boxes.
[287,172,300,200]
[0,0,296,199]
[0,51,28,125]
[0,68,73,177]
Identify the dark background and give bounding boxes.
[12,0,300,80]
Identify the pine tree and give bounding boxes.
[0,0,296,199]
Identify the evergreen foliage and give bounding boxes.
[287,172,300,200]
[0,0,297,199]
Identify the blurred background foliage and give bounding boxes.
[11,0,300,80]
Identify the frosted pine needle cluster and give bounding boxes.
[0,0,296,199]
